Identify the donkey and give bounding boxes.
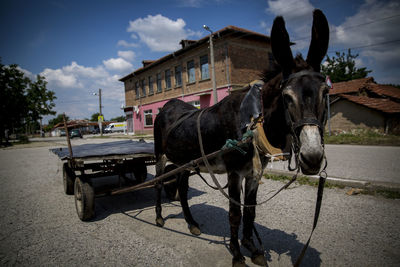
[153,9,329,266]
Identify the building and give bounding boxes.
[120,25,274,134]
[328,77,400,134]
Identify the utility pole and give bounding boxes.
[93,88,103,136]
[203,25,218,105]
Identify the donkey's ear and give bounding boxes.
[306,9,329,72]
[271,16,295,78]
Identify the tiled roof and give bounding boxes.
[338,94,400,114]
[330,77,374,95]
[368,83,400,99]
[330,77,400,100]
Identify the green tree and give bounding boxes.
[0,59,56,143]
[90,112,101,122]
[26,75,57,133]
[110,115,125,122]
[321,49,372,82]
[45,114,70,131]
[0,62,30,143]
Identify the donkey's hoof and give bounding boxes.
[189,225,201,236]
[156,217,165,227]
[232,257,246,267]
[251,253,268,266]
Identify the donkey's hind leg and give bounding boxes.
[178,171,201,235]
[155,154,167,227]
[242,177,267,266]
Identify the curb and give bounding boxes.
[265,168,400,193]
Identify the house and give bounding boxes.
[120,25,274,134]
[328,77,400,134]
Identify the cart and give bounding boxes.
[51,139,158,221]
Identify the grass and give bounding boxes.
[324,129,400,146]
[263,173,400,199]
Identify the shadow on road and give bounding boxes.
[86,173,321,266]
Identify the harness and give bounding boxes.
[281,70,327,171]
[195,71,328,266]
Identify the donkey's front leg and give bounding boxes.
[228,172,245,267]
[242,177,267,266]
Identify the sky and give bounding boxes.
[1,0,399,124]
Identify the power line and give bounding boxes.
[328,39,400,53]
[292,13,400,42]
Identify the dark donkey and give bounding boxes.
[153,9,329,267]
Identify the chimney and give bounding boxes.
[179,40,196,49]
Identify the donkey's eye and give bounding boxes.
[283,93,294,105]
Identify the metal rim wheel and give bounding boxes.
[63,163,75,195]
[74,177,95,221]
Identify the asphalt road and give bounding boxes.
[267,144,400,185]
[0,140,399,266]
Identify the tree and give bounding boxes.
[26,75,56,133]
[0,59,56,143]
[45,114,70,131]
[321,49,372,82]
[110,116,125,122]
[0,62,29,143]
[90,112,101,122]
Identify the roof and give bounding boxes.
[337,94,400,114]
[330,77,374,95]
[119,25,271,82]
[331,77,400,100]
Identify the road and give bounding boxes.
[267,144,400,185]
[0,140,399,266]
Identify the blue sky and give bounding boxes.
[1,0,399,123]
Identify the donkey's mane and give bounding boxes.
[261,54,311,84]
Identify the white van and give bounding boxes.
[104,122,126,133]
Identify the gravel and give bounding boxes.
[0,140,399,266]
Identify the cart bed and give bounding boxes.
[50,140,154,160]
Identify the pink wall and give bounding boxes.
[129,86,230,134]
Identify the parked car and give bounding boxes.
[70,129,82,138]
[60,130,66,137]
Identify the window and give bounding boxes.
[135,81,140,99]
[148,76,154,95]
[141,79,146,97]
[188,100,200,109]
[187,60,195,83]
[200,55,209,80]
[144,109,153,127]
[156,73,162,93]
[165,69,171,90]
[175,65,182,87]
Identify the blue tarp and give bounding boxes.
[50,140,154,160]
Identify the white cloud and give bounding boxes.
[330,0,400,83]
[118,50,136,62]
[39,61,126,121]
[117,39,139,48]
[127,14,202,52]
[103,57,133,72]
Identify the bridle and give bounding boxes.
[279,70,327,171]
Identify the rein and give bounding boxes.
[195,72,328,265]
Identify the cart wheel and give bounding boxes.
[63,163,75,195]
[163,164,179,201]
[74,177,95,221]
[133,161,147,184]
